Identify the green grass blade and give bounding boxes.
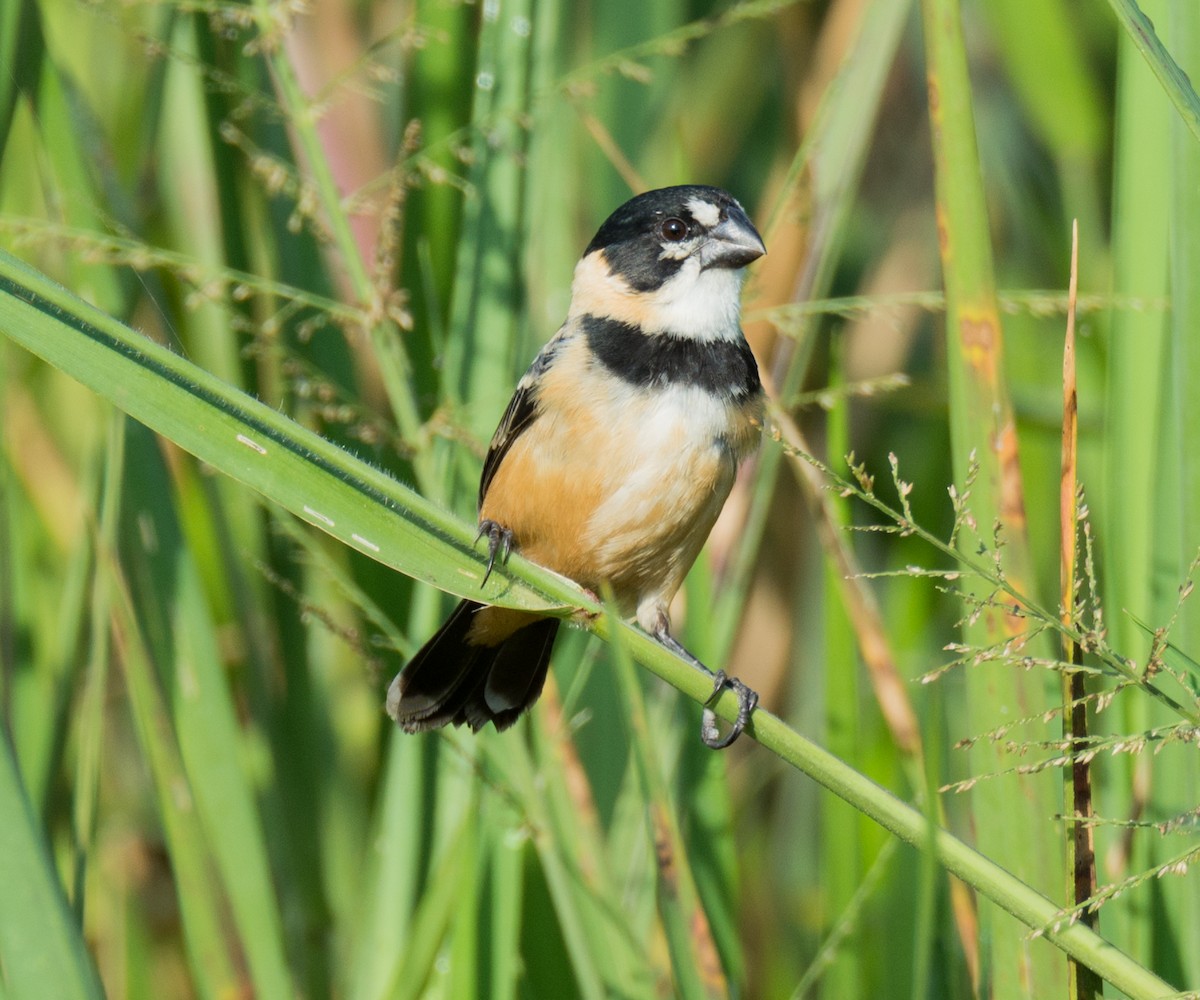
[102,550,241,998]
[349,738,426,1000]
[921,0,1065,992]
[0,0,42,151]
[1106,0,1200,142]
[118,424,293,997]
[1106,0,1171,662]
[1171,2,1200,597]
[69,413,123,915]
[533,707,668,997]
[483,808,524,1000]
[380,802,475,1000]
[1,413,94,815]
[609,623,727,999]
[819,362,867,1000]
[442,0,535,439]
[1158,0,1200,985]
[0,731,104,1000]
[0,249,565,614]
[497,732,631,1000]
[1103,0,1174,967]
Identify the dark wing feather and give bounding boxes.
[478,330,569,508]
[478,381,539,507]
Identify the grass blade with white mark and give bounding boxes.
[0,249,568,615]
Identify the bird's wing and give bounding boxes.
[478,327,570,508]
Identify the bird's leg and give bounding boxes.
[475,519,514,587]
[650,622,758,750]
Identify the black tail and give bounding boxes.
[386,600,560,734]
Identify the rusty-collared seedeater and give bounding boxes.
[387,185,765,748]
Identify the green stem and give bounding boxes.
[596,613,1180,1000]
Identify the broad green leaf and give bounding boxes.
[0,249,569,615]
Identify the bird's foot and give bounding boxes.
[475,520,514,587]
[651,625,758,749]
[700,670,759,750]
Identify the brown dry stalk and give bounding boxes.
[1060,219,1101,1000]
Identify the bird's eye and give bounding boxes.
[660,217,688,242]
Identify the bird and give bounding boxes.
[386,184,766,749]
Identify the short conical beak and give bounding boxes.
[699,203,766,270]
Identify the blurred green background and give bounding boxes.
[1,0,1198,997]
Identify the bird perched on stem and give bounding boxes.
[387,185,766,749]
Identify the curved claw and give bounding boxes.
[648,622,759,750]
[700,670,759,750]
[475,519,514,587]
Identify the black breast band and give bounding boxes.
[582,314,761,399]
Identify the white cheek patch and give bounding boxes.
[566,232,749,343]
[685,197,720,229]
[658,237,701,261]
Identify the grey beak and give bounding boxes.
[699,203,766,270]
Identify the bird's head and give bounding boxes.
[569,185,766,342]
